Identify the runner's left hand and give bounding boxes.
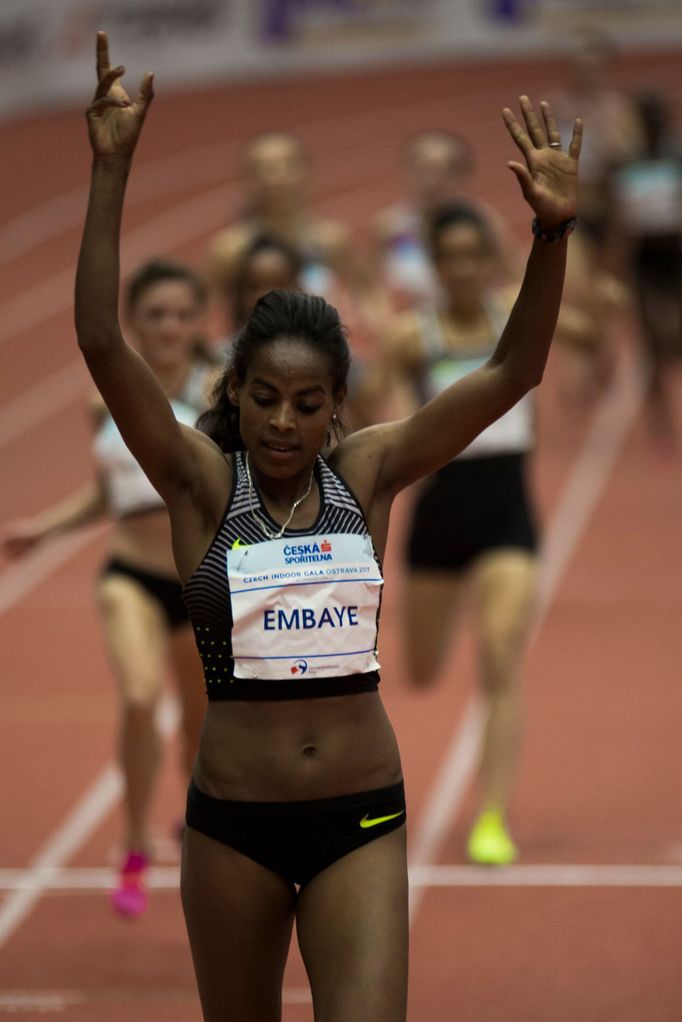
[503,96,581,229]
[85,31,154,159]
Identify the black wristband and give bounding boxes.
[531,216,577,242]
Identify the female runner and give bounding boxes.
[3,257,213,917]
[77,32,580,1021]
[220,232,303,342]
[374,129,516,308]
[608,87,682,448]
[205,131,386,337]
[223,232,375,431]
[381,203,549,864]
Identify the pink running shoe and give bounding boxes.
[111,851,149,918]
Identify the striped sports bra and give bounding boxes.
[182,451,383,700]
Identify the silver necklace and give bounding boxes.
[245,451,315,540]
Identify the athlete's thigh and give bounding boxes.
[402,570,465,685]
[471,549,538,641]
[296,826,408,1022]
[96,573,168,701]
[182,827,296,1022]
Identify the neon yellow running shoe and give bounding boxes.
[467,810,518,866]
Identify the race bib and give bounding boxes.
[226,533,383,680]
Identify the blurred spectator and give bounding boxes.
[205,132,386,336]
[373,129,516,309]
[550,30,641,403]
[377,200,596,864]
[218,231,373,431]
[220,231,304,340]
[610,87,682,449]
[552,29,642,259]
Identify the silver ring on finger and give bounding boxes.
[549,141,562,149]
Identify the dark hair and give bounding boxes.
[427,202,498,260]
[197,289,350,452]
[632,87,674,158]
[230,233,304,327]
[124,258,207,314]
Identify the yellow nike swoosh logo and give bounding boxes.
[231,538,247,550]
[359,810,404,829]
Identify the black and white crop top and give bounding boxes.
[182,451,384,700]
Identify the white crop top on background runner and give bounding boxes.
[416,299,535,460]
[92,362,212,518]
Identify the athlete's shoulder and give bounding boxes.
[183,423,230,459]
[206,224,253,281]
[329,421,403,500]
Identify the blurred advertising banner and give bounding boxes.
[1,0,681,120]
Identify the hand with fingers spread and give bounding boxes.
[86,31,154,158]
[503,96,581,230]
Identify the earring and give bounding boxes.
[326,413,337,447]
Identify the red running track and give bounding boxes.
[1,48,681,1021]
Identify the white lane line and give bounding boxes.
[0,350,645,946]
[0,766,122,947]
[0,86,505,270]
[0,525,108,617]
[0,694,178,948]
[0,867,180,891]
[410,864,682,888]
[0,988,311,1010]
[0,162,393,453]
[2,862,679,893]
[0,143,239,268]
[406,700,485,874]
[0,84,513,353]
[0,362,88,450]
[0,352,645,945]
[0,182,234,346]
[531,352,644,631]
[0,175,237,449]
[0,132,344,274]
[0,171,396,454]
[407,351,645,920]
[0,990,86,1013]
[0,148,399,352]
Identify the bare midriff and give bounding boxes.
[194,692,403,802]
[107,508,178,577]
